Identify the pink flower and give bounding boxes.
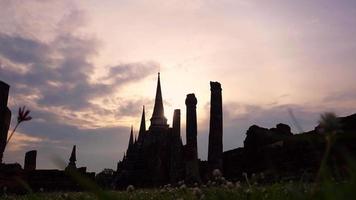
[17,106,32,123]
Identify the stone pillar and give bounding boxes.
[170,109,184,183]
[208,81,223,172]
[172,109,181,139]
[0,81,11,163]
[185,94,201,184]
[24,150,37,170]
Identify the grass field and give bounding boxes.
[1,180,356,200]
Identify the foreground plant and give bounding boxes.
[6,106,32,146]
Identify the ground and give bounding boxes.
[1,180,356,200]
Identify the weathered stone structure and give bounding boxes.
[24,150,37,171]
[1,76,356,191]
[66,145,77,171]
[169,109,184,183]
[116,74,203,186]
[115,73,188,187]
[0,143,94,193]
[185,94,201,183]
[0,81,11,163]
[208,81,223,172]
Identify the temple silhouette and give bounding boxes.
[115,73,216,186]
[1,73,356,192]
[114,73,356,187]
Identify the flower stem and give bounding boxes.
[6,122,20,146]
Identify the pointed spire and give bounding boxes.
[129,126,134,148]
[70,145,76,163]
[138,106,146,142]
[150,72,167,127]
[66,145,77,170]
[152,72,164,117]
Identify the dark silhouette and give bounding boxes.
[0,81,11,163]
[185,93,201,184]
[115,73,187,187]
[1,74,356,192]
[208,81,223,173]
[24,150,37,171]
[66,145,77,171]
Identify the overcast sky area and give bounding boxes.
[1,0,356,172]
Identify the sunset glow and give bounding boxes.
[1,0,356,172]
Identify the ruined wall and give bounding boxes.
[0,81,11,163]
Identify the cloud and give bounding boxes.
[0,0,159,171]
[323,90,356,104]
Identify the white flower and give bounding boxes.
[126,185,135,192]
[192,187,203,199]
[226,181,234,189]
[235,181,241,189]
[179,184,186,189]
[212,169,222,178]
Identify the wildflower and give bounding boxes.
[61,193,69,198]
[6,106,32,145]
[226,181,234,189]
[318,112,340,134]
[18,106,32,123]
[178,180,184,186]
[212,169,222,178]
[242,172,251,188]
[220,176,227,185]
[39,187,44,192]
[179,184,186,190]
[235,181,241,189]
[126,185,135,192]
[192,187,203,199]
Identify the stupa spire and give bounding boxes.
[138,106,146,142]
[150,73,167,127]
[129,126,134,147]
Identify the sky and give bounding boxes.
[0,0,356,172]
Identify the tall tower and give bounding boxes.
[208,81,223,171]
[185,93,201,183]
[150,73,168,128]
[0,81,11,163]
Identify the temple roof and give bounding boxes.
[150,73,167,127]
[138,106,146,142]
[69,145,76,162]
